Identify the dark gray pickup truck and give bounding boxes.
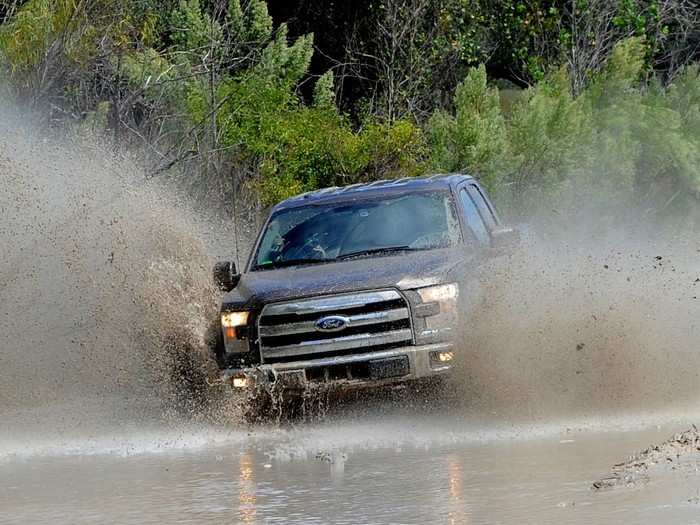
[211,174,517,399]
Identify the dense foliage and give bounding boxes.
[1,0,699,225]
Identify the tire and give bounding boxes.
[242,388,274,423]
[204,317,226,369]
[162,328,216,414]
[241,388,312,423]
[411,375,451,405]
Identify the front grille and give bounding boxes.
[258,290,414,363]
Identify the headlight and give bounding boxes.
[221,311,250,353]
[221,311,249,329]
[417,283,459,309]
[414,283,459,344]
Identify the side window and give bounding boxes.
[459,189,490,246]
[467,185,498,229]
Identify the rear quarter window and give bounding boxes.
[467,185,498,229]
[459,188,490,246]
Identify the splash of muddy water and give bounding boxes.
[0,105,231,445]
[2,100,700,463]
[453,233,700,421]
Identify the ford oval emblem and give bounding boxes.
[315,315,349,333]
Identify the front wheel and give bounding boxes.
[204,318,226,368]
[408,375,453,406]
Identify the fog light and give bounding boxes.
[430,350,454,367]
[232,376,249,388]
[438,351,454,362]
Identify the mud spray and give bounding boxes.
[452,233,700,422]
[1,100,699,452]
[0,102,238,446]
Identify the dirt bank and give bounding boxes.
[593,425,700,490]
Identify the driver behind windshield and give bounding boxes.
[254,192,459,269]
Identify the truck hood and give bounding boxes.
[222,248,471,310]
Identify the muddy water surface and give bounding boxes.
[3,411,700,525]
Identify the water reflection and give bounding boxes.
[447,453,469,524]
[4,428,699,525]
[331,452,347,483]
[238,450,257,524]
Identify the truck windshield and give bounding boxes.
[253,191,461,270]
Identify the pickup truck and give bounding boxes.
[210,174,517,405]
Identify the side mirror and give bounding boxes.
[491,227,520,253]
[213,261,240,292]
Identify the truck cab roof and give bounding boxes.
[273,174,475,211]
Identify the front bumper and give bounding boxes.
[221,342,454,392]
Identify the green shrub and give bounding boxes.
[427,65,506,188]
[427,37,700,226]
[503,68,590,211]
[2,0,697,226]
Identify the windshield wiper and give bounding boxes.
[255,257,332,270]
[337,245,415,260]
[256,246,423,268]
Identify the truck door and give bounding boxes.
[456,186,491,318]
